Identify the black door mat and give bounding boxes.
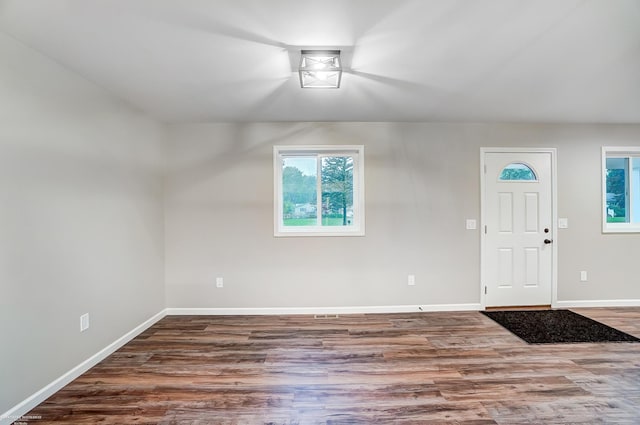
[481,309,640,344]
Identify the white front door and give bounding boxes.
[482,150,555,307]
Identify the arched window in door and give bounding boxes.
[499,163,537,181]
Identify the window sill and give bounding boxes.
[274,227,365,237]
[603,224,640,233]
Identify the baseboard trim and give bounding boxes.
[555,299,640,308]
[166,303,482,316]
[1,309,167,425]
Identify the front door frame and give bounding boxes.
[480,147,558,309]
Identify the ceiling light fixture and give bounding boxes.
[299,50,342,88]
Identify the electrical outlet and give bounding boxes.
[408,274,415,286]
[80,313,90,332]
[580,271,588,282]
[216,277,224,288]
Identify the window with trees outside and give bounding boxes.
[274,145,364,236]
[602,147,640,233]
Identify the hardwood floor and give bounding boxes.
[23,308,640,424]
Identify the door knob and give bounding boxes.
[544,238,553,244]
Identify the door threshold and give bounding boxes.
[485,305,551,311]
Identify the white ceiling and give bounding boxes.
[1,0,639,123]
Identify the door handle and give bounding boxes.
[544,238,553,244]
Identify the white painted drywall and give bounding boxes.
[164,122,640,310]
[0,33,165,413]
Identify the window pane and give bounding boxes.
[321,156,354,226]
[605,157,628,223]
[499,163,537,181]
[633,157,640,223]
[282,157,317,226]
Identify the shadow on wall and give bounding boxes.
[167,123,326,192]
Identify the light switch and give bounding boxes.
[466,219,477,230]
[558,218,568,229]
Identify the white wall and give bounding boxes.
[0,33,165,413]
[165,122,640,310]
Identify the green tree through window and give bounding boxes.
[606,167,626,221]
[322,156,353,226]
[275,145,364,236]
[282,165,316,210]
[602,148,640,232]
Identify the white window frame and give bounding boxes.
[602,146,640,233]
[274,145,365,237]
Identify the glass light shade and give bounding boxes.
[299,50,342,88]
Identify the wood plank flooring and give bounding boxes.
[22,308,640,424]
